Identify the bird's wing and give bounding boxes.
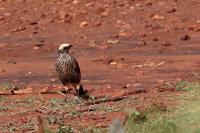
[73,59,81,78]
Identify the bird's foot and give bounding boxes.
[64,97,69,103]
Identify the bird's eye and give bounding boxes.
[63,47,68,51]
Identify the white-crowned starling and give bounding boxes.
[55,43,86,97]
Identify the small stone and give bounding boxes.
[116,63,123,68]
[7,60,16,64]
[0,15,4,21]
[94,21,102,27]
[162,41,172,46]
[145,1,152,6]
[152,15,165,20]
[118,32,130,37]
[140,33,147,37]
[0,68,5,73]
[122,84,131,89]
[137,40,147,46]
[29,21,38,25]
[196,28,200,32]
[85,2,94,7]
[107,40,119,44]
[153,38,159,41]
[11,26,26,32]
[99,45,109,49]
[136,3,142,7]
[196,19,200,24]
[32,31,38,34]
[110,61,117,65]
[50,78,56,82]
[188,26,195,31]
[181,35,191,41]
[32,46,40,50]
[28,72,32,74]
[167,8,176,13]
[80,21,88,27]
[100,11,109,17]
[58,11,73,23]
[73,0,79,4]
[88,41,96,48]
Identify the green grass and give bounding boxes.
[125,81,200,133]
[0,82,16,90]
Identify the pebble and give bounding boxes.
[32,46,40,50]
[181,35,191,41]
[162,41,172,46]
[196,19,200,24]
[167,8,176,13]
[152,15,165,20]
[80,21,88,27]
[7,60,16,64]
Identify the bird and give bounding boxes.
[55,43,86,98]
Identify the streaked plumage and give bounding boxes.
[56,53,81,85]
[55,43,85,97]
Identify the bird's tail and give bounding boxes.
[78,84,86,96]
[78,84,89,99]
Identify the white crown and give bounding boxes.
[59,43,71,50]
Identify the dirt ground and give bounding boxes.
[0,0,200,132]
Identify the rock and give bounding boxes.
[188,26,195,31]
[136,3,142,7]
[0,68,5,73]
[116,63,123,68]
[80,21,88,27]
[137,40,147,46]
[196,19,200,24]
[32,46,40,50]
[7,60,16,64]
[196,28,200,32]
[11,26,26,32]
[0,15,4,21]
[88,40,96,48]
[152,15,165,20]
[162,41,172,46]
[122,84,131,89]
[96,7,109,17]
[80,10,88,15]
[181,35,191,41]
[110,61,118,65]
[107,40,120,44]
[85,2,94,7]
[32,31,38,34]
[118,32,131,37]
[94,21,102,27]
[153,38,159,41]
[99,45,109,49]
[145,1,153,6]
[167,8,176,13]
[29,21,38,25]
[100,10,109,17]
[58,11,73,23]
[36,43,43,47]
[73,0,79,4]
[50,78,56,82]
[13,87,33,94]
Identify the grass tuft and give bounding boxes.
[125,81,200,133]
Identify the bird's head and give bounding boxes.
[58,43,73,54]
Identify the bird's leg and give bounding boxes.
[75,84,80,96]
[64,86,69,102]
